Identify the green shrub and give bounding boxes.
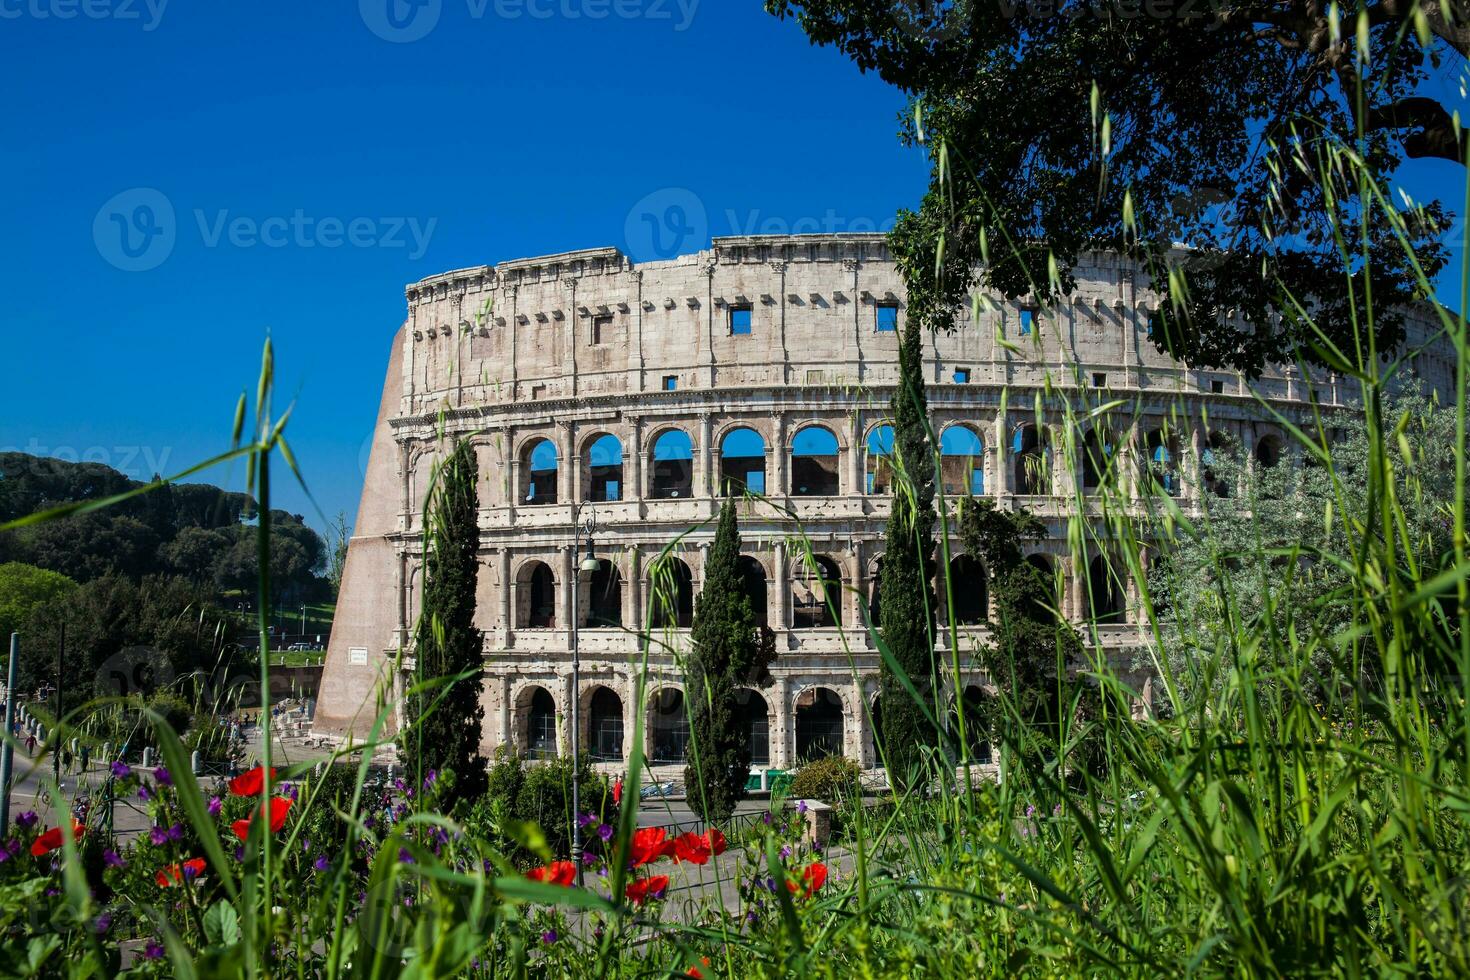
[789,755,861,805]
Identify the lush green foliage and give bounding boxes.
[877,313,939,786]
[765,0,1453,376]
[685,501,760,823]
[0,562,76,645]
[787,754,860,805]
[402,438,487,807]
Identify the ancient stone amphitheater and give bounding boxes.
[313,233,1456,771]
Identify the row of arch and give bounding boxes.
[512,682,996,767]
[505,549,1129,631]
[509,423,1288,504]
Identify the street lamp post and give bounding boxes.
[569,502,599,882]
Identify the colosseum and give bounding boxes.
[313,232,1457,772]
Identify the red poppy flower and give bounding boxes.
[672,832,710,865]
[155,857,207,886]
[525,860,576,887]
[787,861,828,899]
[624,874,669,906]
[703,828,727,857]
[629,827,674,867]
[686,956,711,978]
[30,822,85,857]
[226,765,277,797]
[231,795,293,842]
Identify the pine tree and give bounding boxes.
[684,501,761,824]
[404,439,487,806]
[877,315,939,787]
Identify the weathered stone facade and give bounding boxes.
[314,233,1458,769]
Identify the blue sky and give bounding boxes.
[0,2,1464,537]
[0,2,927,532]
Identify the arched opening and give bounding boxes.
[868,556,884,624]
[1081,426,1114,491]
[649,688,689,763]
[522,438,558,505]
[865,424,895,494]
[1088,554,1126,624]
[518,561,557,628]
[869,694,885,763]
[1012,423,1050,495]
[793,554,842,629]
[585,558,622,628]
[1255,433,1282,469]
[588,687,624,762]
[650,429,693,499]
[523,686,558,759]
[791,425,840,496]
[736,555,768,628]
[947,554,988,624]
[720,427,767,496]
[1202,432,1231,497]
[1022,554,1057,620]
[794,687,844,761]
[1146,429,1181,496]
[960,686,993,763]
[586,434,623,502]
[735,689,771,766]
[648,556,694,629]
[940,425,985,496]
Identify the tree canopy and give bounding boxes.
[768,0,1455,375]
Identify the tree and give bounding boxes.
[685,501,763,823]
[163,526,230,585]
[0,563,77,645]
[403,440,487,807]
[327,511,352,596]
[767,0,1452,376]
[877,315,940,786]
[957,499,1085,763]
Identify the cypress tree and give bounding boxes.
[684,500,759,824]
[877,314,940,787]
[404,438,487,806]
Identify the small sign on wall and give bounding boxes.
[349,647,368,666]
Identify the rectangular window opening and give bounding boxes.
[1020,308,1035,335]
[953,367,971,384]
[591,314,613,345]
[730,306,753,335]
[876,303,899,332]
[1210,379,1225,394]
[662,375,678,392]
[1092,372,1106,387]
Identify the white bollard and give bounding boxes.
[142,747,153,769]
[191,751,201,775]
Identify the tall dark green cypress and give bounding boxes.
[684,501,758,823]
[877,314,939,787]
[405,438,487,806]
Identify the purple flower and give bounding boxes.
[541,929,558,945]
[207,796,222,817]
[234,845,246,862]
[167,823,184,842]
[153,767,171,787]
[577,812,597,829]
[762,812,772,826]
[15,811,36,830]
[423,769,437,790]
[581,850,598,865]
[779,845,792,861]
[142,941,165,960]
[5,840,19,857]
[797,800,808,815]
[45,887,60,898]
[285,783,298,802]
[181,862,200,881]
[103,849,125,869]
[95,912,113,934]
[313,855,330,872]
[149,826,169,846]
[137,785,153,802]
[597,823,613,842]
[110,761,131,779]
[398,848,414,865]
[1025,804,1036,817]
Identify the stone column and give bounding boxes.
[697,414,713,499]
[993,413,1009,496]
[771,676,792,769]
[772,413,787,498]
[562,672,576,758]
[848,411,863,496]
[508,457,521,524]
[773,542,789,631]
[625,548,643,630]
[629,420,644,502]
[499,675,512,750]
[560,545,575,633]
[497,549,512,646]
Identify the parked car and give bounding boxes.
[285,642,322,652]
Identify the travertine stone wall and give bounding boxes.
[314,233,1456,770]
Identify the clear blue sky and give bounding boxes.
[0,2,1463,537]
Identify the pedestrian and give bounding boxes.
[25,732,36,754]
[79,743,90,773]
